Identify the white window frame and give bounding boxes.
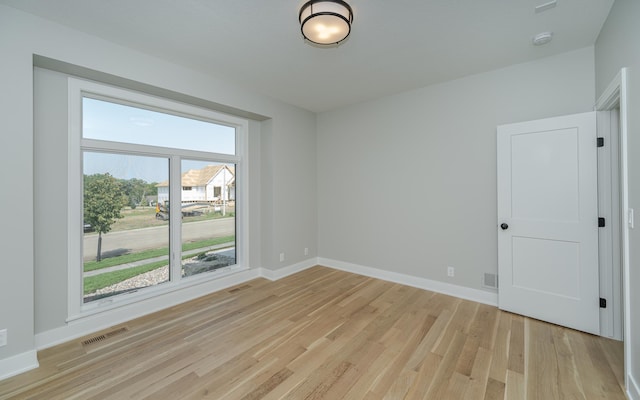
[67,77,249,321]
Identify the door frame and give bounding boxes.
[597,108,622,340]
[595,68,630,392]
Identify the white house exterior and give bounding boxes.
[157,164,235,205]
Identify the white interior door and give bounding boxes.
[497,112,600,335]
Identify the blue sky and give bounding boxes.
[82,97,235,183]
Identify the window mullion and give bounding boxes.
[170,155,183,282]
[81,138,240,164]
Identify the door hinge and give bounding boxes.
[597,137,604,147]
[598,217,606,227]
[600,298,607,308]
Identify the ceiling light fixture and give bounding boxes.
[299,0,354,46]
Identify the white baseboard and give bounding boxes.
[260,257,318,281]
[0,350,38,381]
[36,268,261,350]
[629,373,640,400]
[318,257,498,306]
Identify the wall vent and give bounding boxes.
[81,327,128,347]
[483,273,498,289]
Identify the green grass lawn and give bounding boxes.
[83,235,235,295]
[84,260,169,294]
[83,235,235,272]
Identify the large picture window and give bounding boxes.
[68,79,247,317]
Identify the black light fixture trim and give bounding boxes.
[299,0,354,46]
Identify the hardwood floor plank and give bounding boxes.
[239,367,295,400]
[504,370,525,400]
[444,371,471,399]
[599,336,626,392]
[488,312,512,384]
[405,309,451,371]
[367,315,433,397]
[463,347,492,400]
[424,330,467,399]
[484,377,506,400]
[404,351,443,399]
[551,327,586,400]
[568,329,625,399]
[381,369,416,400]
[507,316,525,374]
[0,266,627,400]
[342,347,401,399]
[526,319,560,400]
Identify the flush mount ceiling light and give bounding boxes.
[299,0,354,46]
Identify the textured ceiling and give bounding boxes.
[1,0,614,112]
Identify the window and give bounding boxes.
[82,152,170,303]
[68,78,248,318]
[181,160,236,278]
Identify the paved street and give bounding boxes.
[83,218,235,261]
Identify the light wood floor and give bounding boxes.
[0,266,626,399]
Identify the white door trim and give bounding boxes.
[595,68,630,395]
[597,109,623,340]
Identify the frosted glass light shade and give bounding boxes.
[299,0,353,45]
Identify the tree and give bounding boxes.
[84,173,127,261]
[120,178,159,209]
[120,178,145,209]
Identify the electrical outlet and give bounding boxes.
[279,252,285,262]
[447,266,455,277]
[304,247,309,256]
[0,329,7,347]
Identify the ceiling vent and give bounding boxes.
[535,0,558,13]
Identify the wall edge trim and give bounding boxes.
[259,258,318,281]
[0,350,39,381]
[318,257,498,306]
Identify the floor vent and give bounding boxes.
[82,327,128,347]
[483,273,498,289]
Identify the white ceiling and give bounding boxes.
[1,0,614,112]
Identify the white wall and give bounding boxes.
[595,0,640,397]
[317,47,596,293]
[0,4,317,377]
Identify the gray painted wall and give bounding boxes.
[33,68,70,333]
[595,0,640,394]
[0,7,36,363]
[0,4,317,364]
[317,47,596,292]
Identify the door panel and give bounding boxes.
[511,128,580,222]
[512,237,580,299]
[497,112,599,334]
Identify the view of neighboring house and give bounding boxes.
[157,164,235,204]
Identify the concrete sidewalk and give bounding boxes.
[84,242,235,277]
